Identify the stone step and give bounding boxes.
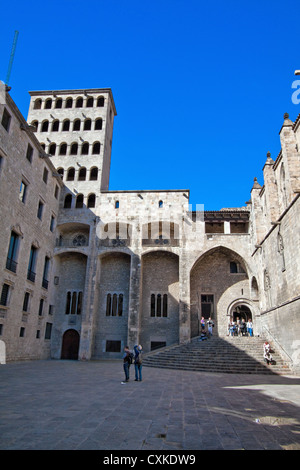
[142,336,292,375]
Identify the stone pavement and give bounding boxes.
[0,359,300,451]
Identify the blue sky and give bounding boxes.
[1,0,299,210]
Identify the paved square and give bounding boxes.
[0,360,300,450]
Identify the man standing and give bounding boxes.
[122,346,132,383]
[134,344,143,381]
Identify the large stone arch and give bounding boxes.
[140,250,179,352]
[92,251,131,359]
[190,246,249,338]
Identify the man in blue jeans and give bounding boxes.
[122,346,131,382]
[134,344,143,381]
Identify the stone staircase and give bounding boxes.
[142,336,292,375]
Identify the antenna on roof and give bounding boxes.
[5,30,19,86]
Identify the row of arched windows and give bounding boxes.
[46,141,101,156]
[33,96,105,110]
[58,166,98,182]
[64,193,96,209]
[32,118,103,133]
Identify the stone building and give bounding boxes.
[1,86,299,373]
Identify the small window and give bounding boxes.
[42,256,50,289]
[19,181,27,203]
[65,291,83,315]
[49,143,56,156]
[73,119,80,131]
[38,298,44,316]
[86,97,94,107]
[23,292,30,312]
[159,200,163,208]
[54,185,59,199]
[150,294,168,317]
[1,108,11,132]
[62,120,70,131]
[97,96,105,107]
[106,293,123,316]
[45,322,52,340]
[106,340,121,353]
[34,99,42,110]
[78,167,86,181]
[67,167,75,181]
[90,167,98,180]
[84,119,91,131]
[20,327,25,337]
[70,143,78,155]
[75,194,84,208]
[37,200,44,220]
[65,98,73,108]
[55,98,62,109]
[50,215,55,232]
[26,144,33,162]
[44,99,52,109]
[59,143,67,155]
[64,194,72,208]
[81,142,89,155]
[0,283,10,306]
[87,193,95,208]
[115,200,119,209]
[92,142,100,154]
[51,120,59,132]
[95,118,102,130]
[6,231,19,273]
[43,168,49,183]
[41,121,49,132]
[57,168,64,179]
[31,121,38,132]
[75,97,83,108]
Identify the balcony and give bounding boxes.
[27,269,36,282]
[6,257,17,273]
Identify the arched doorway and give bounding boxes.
[232,305,252,322]
[61,329,80,360]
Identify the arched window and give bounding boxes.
[59,143,67,156]
[67,167,75,181]
[64,194,72,208]
[81,142,89,155]
[92,142,100,154]
[95,118,102,130]
[57,168,64,179]
[84,119,91,131]
[75,97,83,108]
[90,167,98,180]
[31,120,38,131]
[75,194,84,208]
[159,200,163,208]
[55,98,62,109]
[44,99,52,109]
[62,119,70,131]
[97,96,104,107]
[41,121,49,132]
[87,193,95,208]
[73,119,81,131]
[86,97,94,107]
[49,143,56,155]
[65,98,73,108]
[78,167,86,181]
[34,99,42,110]
[70,142,78,155]
[51,120,59,132]
[115,200,119,209]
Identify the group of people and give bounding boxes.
[199,317,214,340]
[122,344,143,383]
[228,318,253,337]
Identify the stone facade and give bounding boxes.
[1,87,299,373]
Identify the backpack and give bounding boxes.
[128,352,134,364]
[135,352,142,365]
